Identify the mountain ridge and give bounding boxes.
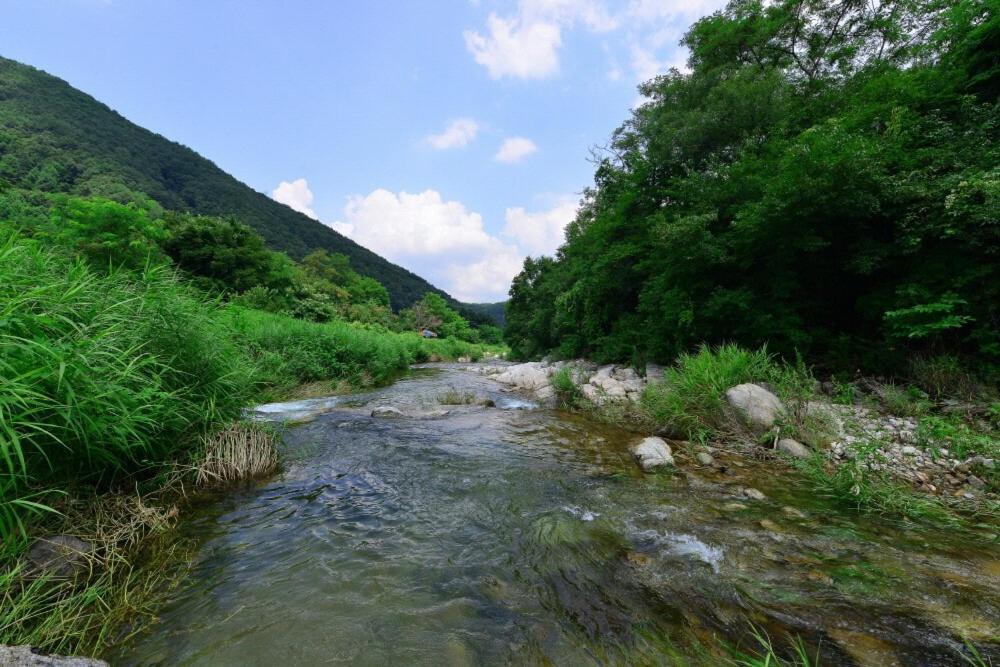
[0,55,475,311]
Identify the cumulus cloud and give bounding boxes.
[271,178,318,219]
[495,137,538,164]
[329,188,577,301]
[502,199,577,256]
[464,0,723,80]
[334,189,494,260]
[464,15,562,79]
[425,118,480,150]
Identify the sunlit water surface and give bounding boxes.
[116,366,999,666]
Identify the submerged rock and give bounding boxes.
[370,406,405,418]
[0,646,106,666]
[741,487,767,501]
[23,535,94,579]
[631,437,674,470]
[696,451,715,466]
[724,383,785,432]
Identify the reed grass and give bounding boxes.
[195,422,278,486]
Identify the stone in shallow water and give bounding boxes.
[741,487,767,501]
[370,406,404,418]
[696,451,715,466]
[631,437,674,470]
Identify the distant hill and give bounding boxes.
[462,302,506,326]
[0,56,462,310]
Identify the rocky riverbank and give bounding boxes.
[472,360,998,507]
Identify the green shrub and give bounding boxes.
[551,367,582,407]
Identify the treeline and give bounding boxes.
[506,0,998,377]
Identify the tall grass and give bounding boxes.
[638,344,794,441]
[0,228,253,545]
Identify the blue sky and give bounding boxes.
[1,0,723,301]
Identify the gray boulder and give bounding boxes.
[0,646,106,666]
[776,438,810,459]
[631,437,674,471]
[23,535,93,580]
[725,383,785,432]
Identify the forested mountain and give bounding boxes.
[0,56,449,309]
[506,0,998,374]
[462,301,507,326]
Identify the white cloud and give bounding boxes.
[502,199,577,256]
[444,243,526,302]
[271,178,318,219]
[425,118,480,150]
[495,137,538,164]
[329,188,578,301]
[334,189,494,260]
[464,0,723,80]
[464,14,562,79]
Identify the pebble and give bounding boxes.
[742,487,767,501]
[696,452,715,466]
[759,519,781,532]
[901,446,918,456]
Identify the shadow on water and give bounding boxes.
[115,365,999,666]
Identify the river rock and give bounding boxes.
[493,363,552,391]
[631,437,674,470]
[0,646,106,666]
[741,487,767,501]
[22,535,94,579]
[371,406,405,418]
[696,451,715,466]
[725,384,785,432]
[776,438,810,459]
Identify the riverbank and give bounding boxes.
[475,347,999,529]
[0,228,502,659]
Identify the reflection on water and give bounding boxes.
[117,365,999,666]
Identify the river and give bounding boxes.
[115,364,999,665]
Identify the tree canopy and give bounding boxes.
[505,0,998,375]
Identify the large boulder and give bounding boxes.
[725,383,785,433]
[494,363,551,390]
[631,437,674,471]
[22,535,94,580]
[0,646,106,666]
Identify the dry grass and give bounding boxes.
[195,422,279,487]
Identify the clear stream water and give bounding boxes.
[116,365,999,666]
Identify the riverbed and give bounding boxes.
[115,365,999,665]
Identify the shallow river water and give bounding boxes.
[116,365,999,666]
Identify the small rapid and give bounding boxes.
[116,365,999,666]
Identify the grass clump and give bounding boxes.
[436,388,477,405]
[551,367,583,408]
[794,452,958,526]
[638,344,799,442]
[194,422,278,487]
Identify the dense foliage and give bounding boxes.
[505,0,998,376]
[0,56,476,311]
